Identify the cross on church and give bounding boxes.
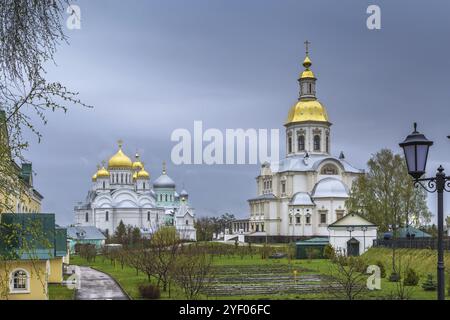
[304,40,310,55]
[117,139,123,148]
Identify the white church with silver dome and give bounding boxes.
[74,142,196,241]
[246,46,366,242]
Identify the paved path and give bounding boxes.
[71,266,129,300]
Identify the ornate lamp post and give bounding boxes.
[399,123,450,300]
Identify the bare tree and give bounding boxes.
[327,254,367,300]
[150,227,181,292]
[0,0,91,213]
[172,247,213,300]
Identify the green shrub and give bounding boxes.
[348,257,368,274]
[403,268,420,286]
[323,244,335,260]
[422,274,437,291]
[305,247,321,260]
[375,260,386,278]
[389,272,400,282]
[138,284,160,299]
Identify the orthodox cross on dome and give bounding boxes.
[101,160,106,167]
[162,161,167,174]
[304,40,310,56]
[117,139,123,149]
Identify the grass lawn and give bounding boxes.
[70,247,448,300]
[48,283,75,300]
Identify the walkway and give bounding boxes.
[70,266,129,300]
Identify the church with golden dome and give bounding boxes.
[245,44,364,242]
[74,141,196,240]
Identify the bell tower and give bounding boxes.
[285,41,331,157]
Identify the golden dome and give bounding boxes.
[132,153,143,170]
[137,167,150,179]
[108,141,133,169]
[92,173,97,182]
[285,99,329,124]
[96,166,110,178]
[300,69,315,79]
[299,55,315,79]
[132,172,137,180]
[303,55,312,68]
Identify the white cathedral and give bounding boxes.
[246,48,364,242]
[74,143,196,241]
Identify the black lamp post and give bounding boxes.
[399,123,450,300]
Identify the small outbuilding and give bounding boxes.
[328,213,377,256]
[67,226,106,254]
[296,237,329,259]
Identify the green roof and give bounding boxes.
[296,237,329,245]
[55,228,67,257]
[0,213,66,260]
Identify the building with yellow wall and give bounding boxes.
[0,213,68,300]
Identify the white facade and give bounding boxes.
[74,144,196,240]
[328,213,378,256]
[246,51,364,240]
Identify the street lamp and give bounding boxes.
[400,123,450,300]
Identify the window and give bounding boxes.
[261,224,264,232]
[143,182,146,190]
[326,135,329,153]
[309,83,312,93]
[320,213,327,224]
[336,211,344,221]
[314,135,321,151]
[288,133,293,153]
[297,135,305,151]
[186,220,189,226]
[165,194,168,201]
[156,214,159,223]
[105,211,109,222]
[281,181,286,194]
[10,269,29,292]
[103,181,106,189]
[306,215,311,224]
[289,216,293,224]
[160,194,163,201]
[296,216,301,224]
[85,212,89,222]
[147,212,150,221]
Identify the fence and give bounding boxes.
[373,238,450,250]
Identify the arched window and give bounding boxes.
[120,173,123,184]
[321,164,338,175]
[314,135,321,151]
[11,269,29,292]
[85,212,89,222]
[160,194,162,201]
[105,211,109,222]
[309,83,312,93]
[147,212,150,221]
[297,135,305,151]
[103,181,106,189]
[326,135,329,153]
[143,182,146,190]
[165,194,168,202]
[186,220,189,225]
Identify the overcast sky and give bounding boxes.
[23,0,450,226]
